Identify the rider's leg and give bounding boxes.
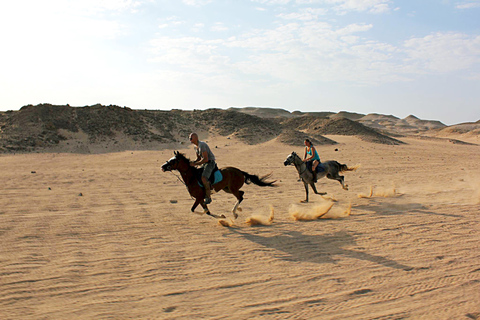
[202,161,215,204]
[202,176,212,204]
[312,160,319,182]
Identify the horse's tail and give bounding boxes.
[338,163,359,172]
[242,171,277,187]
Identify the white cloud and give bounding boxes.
[211,23,229,32]
[325,0,393,14]
[404,32,480,73]
[252,0,393,14]
[251,0,292,4]
[455,1,480,9]
[277,8,328,20]
[148,18,407,87]
[182,0,214,6]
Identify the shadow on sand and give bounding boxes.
[353,198,463,218]
[227,228,413,271]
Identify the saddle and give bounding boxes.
[197,164,223,187]
[306,161,325,174]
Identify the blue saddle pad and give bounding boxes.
[316,163,325,173]
[198,170,223,187]
[307,161,325,173]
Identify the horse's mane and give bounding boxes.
[175,151,191,163]
[174,151,202,175]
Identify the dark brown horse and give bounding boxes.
[162,151,276,219]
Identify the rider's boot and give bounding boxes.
[204,181,212,204]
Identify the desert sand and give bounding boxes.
[1,135,479,319]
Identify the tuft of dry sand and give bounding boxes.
[1,135,480,319]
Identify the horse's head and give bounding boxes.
[284,151,298,166]
[161,151,190,172]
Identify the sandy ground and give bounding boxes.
[1,135,479,320]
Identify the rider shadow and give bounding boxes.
[228,228,413,271]
[353,198,463,218]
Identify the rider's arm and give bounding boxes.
[190,149,202,166]
[193,150,209,166]
[303,147,308,161]
[198,151,209,165]
[304,147,313,162]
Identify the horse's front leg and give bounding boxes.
[200,201,226,219]
[301,182,309,203]
[191,198,201,212]
[310,183,327,196]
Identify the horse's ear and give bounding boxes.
[174,151,178,156]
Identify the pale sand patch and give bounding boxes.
[245,205,275,226]
[1,135,479,319]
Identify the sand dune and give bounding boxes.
[1,135,479,319]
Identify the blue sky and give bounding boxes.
[0,0,479,125]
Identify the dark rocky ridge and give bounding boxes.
[1,104,409,153]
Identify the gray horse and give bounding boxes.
[283,151,356,202]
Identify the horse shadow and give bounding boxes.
[353,198,463,218]
[227,227,413,271]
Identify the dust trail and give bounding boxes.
[322,202,352,219]
[358,186,374,198]
[246,205,274,226]
[218,219,234,227]
[375,186,397,198]
[347,164,361,171]
[473,183,480,205]
[289,201,334,221]
[321,194,338,202]
[357,186,397,198]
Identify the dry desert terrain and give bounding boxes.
[1,135,479,319]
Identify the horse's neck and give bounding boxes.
[178,165,196,184]
[294,157,309,176]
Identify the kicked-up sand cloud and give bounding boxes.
[289,201,334,221]
[218,205,275,227]
[358,185,397,198]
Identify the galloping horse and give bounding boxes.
[284,151,356,203]
[162,151,276,219]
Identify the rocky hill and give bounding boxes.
[0,104,283,153]
[232,107,447,134]
[0,104,462,153]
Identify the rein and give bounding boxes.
[169,171,186,186]
[293,154,308,175]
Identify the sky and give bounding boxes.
[0,0,479,125]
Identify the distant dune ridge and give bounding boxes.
[0,104,477,153]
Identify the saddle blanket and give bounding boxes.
[307,161,325,173]
[198,170,223,187]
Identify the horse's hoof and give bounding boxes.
[233,213,238,219]
[237,207,242,212]
[300,200,308,203]
[220,214,226,219]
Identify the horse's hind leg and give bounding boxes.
[231,190,244,219]
[328,173,348,190]
[310,183,327,196]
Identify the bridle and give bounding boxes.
[287,152,308,175]
[164,156,194,199]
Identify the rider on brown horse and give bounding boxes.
[189,133,216,204]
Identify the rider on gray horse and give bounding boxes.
[189,133,216,204]
[303,139,321,182]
